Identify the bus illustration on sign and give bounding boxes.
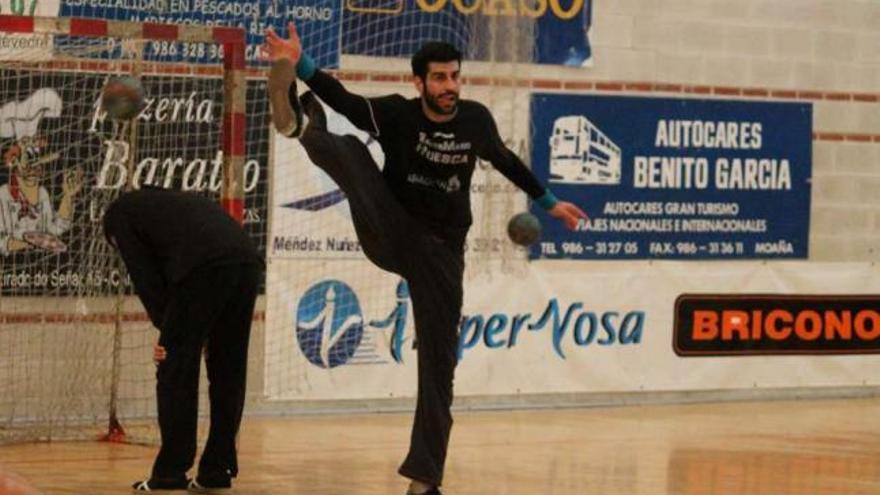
[548,115,621,185]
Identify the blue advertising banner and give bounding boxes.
[529,94,812,260]
[59,0,342,67]
[342,0,591,66]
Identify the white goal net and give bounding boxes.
[0,16,249,443]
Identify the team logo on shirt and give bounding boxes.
[406,172,461,193]
[415,131,471,165]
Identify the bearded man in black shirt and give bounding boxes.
[261,23,587,495]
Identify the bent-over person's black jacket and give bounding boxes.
[103,187,260,329]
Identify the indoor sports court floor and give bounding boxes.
[1,396,879,494]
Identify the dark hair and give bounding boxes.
[411,42,462,80]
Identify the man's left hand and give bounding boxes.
[260,21,302,64]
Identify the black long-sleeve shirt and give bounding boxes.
[304,70,545,241]
[103,188,260,328]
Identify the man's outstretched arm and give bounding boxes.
[261,22,384,134]
[477,105,588,230]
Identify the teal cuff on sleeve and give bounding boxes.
[296,53,317,80]
[536,189,559,210]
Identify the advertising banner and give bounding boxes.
[265,260,880,400]
[342,0,592,66]
[0,70,269,295]
[675,294,880,356]
[59,0,342,67]
[529,94,812,260]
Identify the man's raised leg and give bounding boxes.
[268,64,416,274]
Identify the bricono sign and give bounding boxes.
[674,295,880,355]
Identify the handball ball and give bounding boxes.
[101,76,145,120]
[507,212,542,246]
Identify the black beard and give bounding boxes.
[423,92,457,116]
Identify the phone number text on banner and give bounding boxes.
[59,0,342,67]
[529,94,812,260]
